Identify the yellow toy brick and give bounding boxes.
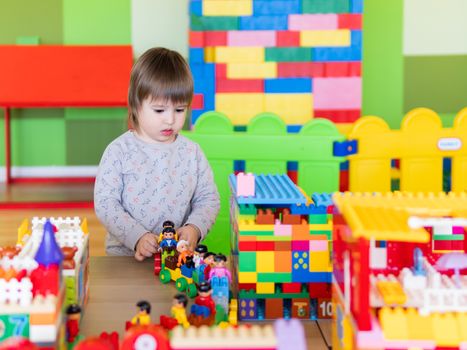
[238,272,257,283]
[458,312,467,342]
[379,307,409,340]
[215,93,264,125]
[256,282,275,294]
[309,222,332,231]
[238,219,273,232]
[300,29,351,47]
[204,46,215,63]
[406,308,433,340]
[309,251,330,272]
[227,62,277,79]
[432,312,460,347]
[376,280,407,305]
[257,251,274,273]
[264,93,313,125]
[213,47,264,63]
[203,0,253,16]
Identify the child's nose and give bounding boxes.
[165,111,175,125]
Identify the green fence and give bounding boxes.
[183,112,345,254]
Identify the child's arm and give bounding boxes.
[183,145,220,241]
[94,143,153,253]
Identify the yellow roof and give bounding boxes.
[333,192,467,242]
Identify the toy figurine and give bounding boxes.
[193,244,208,268]
[158,227,177,252]
[171,293,190,328]
[66,304,82,343]
[202,252,215,281]
[162,220,175,229]
[208,254,232,283]
[131,300,151,325]
[176,240,193,267]
[190,282,216,322]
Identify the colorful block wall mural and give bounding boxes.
[189,0,363,126]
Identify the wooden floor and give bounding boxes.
[0,208,107,256]
[0,182,94,207]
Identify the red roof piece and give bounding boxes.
[0,45,133,107]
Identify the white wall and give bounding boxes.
[403,0,467,55]
[131,0,190,59]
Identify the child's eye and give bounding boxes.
[153,109,165,113]
[176,108,186,113]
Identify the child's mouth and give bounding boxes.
[161,129,173,136]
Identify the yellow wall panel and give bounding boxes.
[214,47,264,63]
[215,93,264,125]
[264,94,313,125]
[227,63,277,79]
[300,30,351,47]
[203,0,253,16]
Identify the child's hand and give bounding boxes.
[177,224,201,251]
[134,232,158,261]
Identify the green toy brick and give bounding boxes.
[256,235,290,241]
[239,230,274,236]
[309,230,332,240]
[257,273,292,283]
[302,0,350,13]
[239,287,309,300]
[265,48,312,62]
[190,15,238,31]
[308,214,329,224]
[16,36,40,45]
[239,252,257,272]
[238,203,257,215]
[433,234,464,241]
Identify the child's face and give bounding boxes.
[136,98,187,144]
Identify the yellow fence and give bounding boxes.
[347,107,467,193]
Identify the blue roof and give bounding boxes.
[229,174,307,205]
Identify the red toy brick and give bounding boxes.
[314,109,361,123]
[276,31,300,47]
[238,283,257,291]
[338,14,362,29]
[282,208,301,225]
[274,241,291,251]
[215,63,227,79]
[282,282,302,293]
[291,298,310,319]
[308,282,331,298]
[256,208,276,225]
[205,31,228,46]
[189,31,204,47]
[277,62,325,78]
[216,78,264,93]
[191,94,204,110]
[349,62,362,76]
[265,298,284,319]
[239,241,257,251]
[324,62,351,77]
[257,241,275,251]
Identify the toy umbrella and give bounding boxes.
[435,252,467,288]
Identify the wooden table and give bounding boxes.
[81,257,332,349]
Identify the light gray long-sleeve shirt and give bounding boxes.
[94,131,220,256]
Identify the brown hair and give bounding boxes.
[128,47,194,130]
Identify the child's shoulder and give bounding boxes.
[105,131,136,152]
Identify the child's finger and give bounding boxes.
[135,251,145,261]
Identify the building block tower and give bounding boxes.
[189,0,363,125]
[230,173,334,320]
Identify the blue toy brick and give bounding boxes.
[253,0,301,15]
[181,264,193,278]
[287,125,302,133]
[239,15,288,30]
[340,160,349,171]
[351,30,362,47]
[311,193,333,208]
[289,203,327,215]
[229,174,307,205]
[333,140,358,157]
[239,298,258,320]
[350,0,363,13]
[190,63,215,81]
[265,78,312,93]
[211,276,229,312]
[287,161,298,171]
[189,48,205,64]
[234,160,246,172]
[189,0,202,16]
[312,30,362,62]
